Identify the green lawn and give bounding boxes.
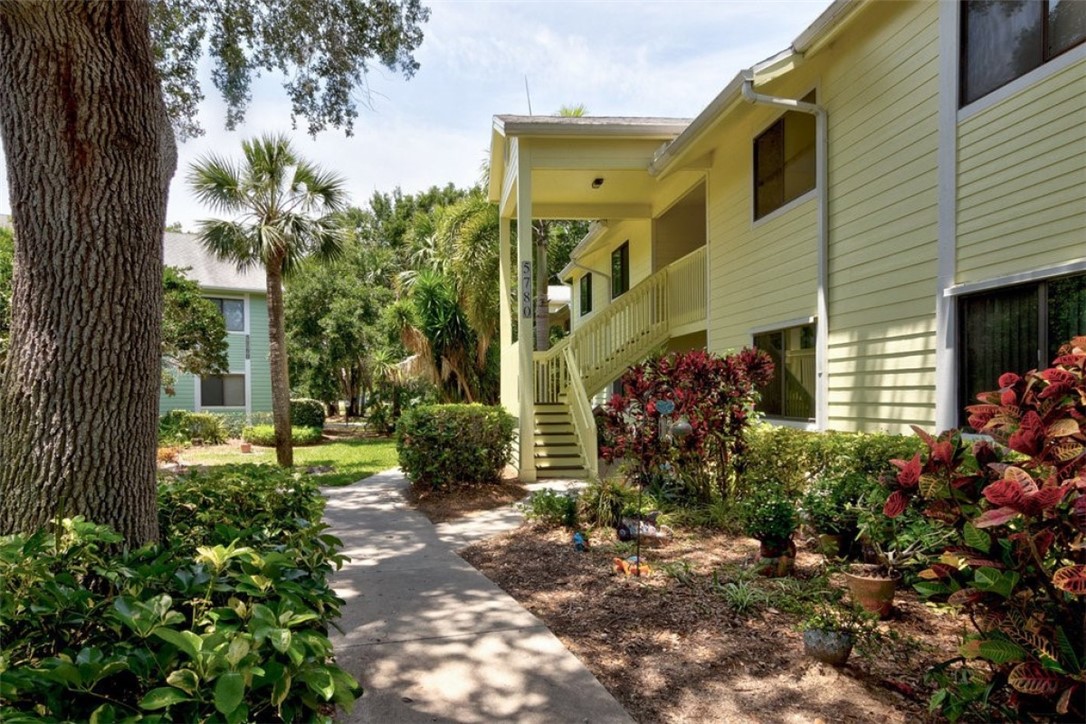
[180,437,398,487]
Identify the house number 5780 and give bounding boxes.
[520,261,533,319]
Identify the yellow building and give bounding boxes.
[488,0,1086,481]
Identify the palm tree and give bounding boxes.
[189,134,347,467]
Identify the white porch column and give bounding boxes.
[498,217,516,415]
[516,143,536,481]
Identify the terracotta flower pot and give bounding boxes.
[756,537,797,577]
[240,442,252,454]
[844,565,900,618]
[803,628,854,665]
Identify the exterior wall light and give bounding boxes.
[591,177,604,189]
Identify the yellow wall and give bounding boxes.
[704,0,940,432]
[956,60,1086,284]
[569,218,652,325]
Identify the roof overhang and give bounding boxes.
[649,0,867,178]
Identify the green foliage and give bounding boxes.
[519,489,579,528]
[148,0,430,141]
[801,472,870,535]
[885,338,1086,721]
[577,476,642,528]
[159,410,228,446]
[290,398,326,429]
[242,425,323,447]
[738,486,797,543]
[395,404,515,489]
[713,578,765,614]
[161,267,228,395]
[0,466,359,721]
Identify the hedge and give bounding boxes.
[242,424,324,447]
[158,410,228,445]
[290,398,326,429]
[396,404,516,489]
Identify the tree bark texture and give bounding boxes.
[265,262,294,467]
[0,1,176,545]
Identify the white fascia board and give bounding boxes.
[649,73,747,177]
[561,221,610,277]
[793,0,866,55]
[498,120,688,139]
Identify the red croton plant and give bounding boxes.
[882,337,1086,719]
[598,348,773,502]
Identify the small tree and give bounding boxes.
[190,135,346,467]
[599,348,773,503]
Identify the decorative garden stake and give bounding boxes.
[628,399,690,575]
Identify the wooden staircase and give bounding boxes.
[527,247,707,481]
[533,403,588,479]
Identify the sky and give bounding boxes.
[0,0,833,228]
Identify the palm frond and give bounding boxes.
[187,154,245,213]
[194,219,259,271]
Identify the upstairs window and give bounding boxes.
[753,90,817,220]
[958,272,1086,423]
[611,242,630,299]
[208,297,245,332]
[579,273,593,316]
[753,323,817,420]
[961,0,1086,106]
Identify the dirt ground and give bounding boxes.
[402,480,529,523]
[460,525,967,723]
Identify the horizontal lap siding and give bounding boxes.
[248,296,273,413]
[159,373,195,414]
[957,61,1086,283]
[823,0,939,433]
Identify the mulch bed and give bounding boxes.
[460,526,968,723]
[403,480,529,524]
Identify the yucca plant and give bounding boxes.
[882,337,1086,721]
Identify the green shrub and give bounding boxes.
[395,404,515,489]
[578,475,641,528]
[290,398,326,429]
[801,472,871,535]
[519,488,579,528]
[242,424,323,446]
[739,486,797,543]
[158,409,228,445]
[0,466,359,722]
[206,411,274,438]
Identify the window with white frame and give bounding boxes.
[753,322,817,420]
[960,0,1086,106]
[958,272,1086,422]
[579,273,593,316]
[207,297,245,332]
[201,374,246,407]
[753,90,817,220]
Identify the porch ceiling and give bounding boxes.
[526,168,658,220]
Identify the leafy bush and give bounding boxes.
[597,348,774,503]
[578,476,642,528]
[159,410,228,445]
[291,398,326,429]
[519,488,579,528]
[739,486,797,543]
[395,404,515,489]
[801,472,871,535]
[207,411,274,438]
[242,424,323,447]
[0,466,359,722]
[883,337,1086,721]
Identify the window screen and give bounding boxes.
[201,374,246,407]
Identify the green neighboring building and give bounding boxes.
[161,232,273,417]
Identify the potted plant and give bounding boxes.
[740,487,798,577]
[800,603,875,666]
[847,494,951,618]
[801,473,869,558]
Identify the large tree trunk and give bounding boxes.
[266,261,294,467]
[0,2,175,545]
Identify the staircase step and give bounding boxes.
[534,449,581,459]
[535,434,576,446]
[536,466,588,479]
[535,456,584,468]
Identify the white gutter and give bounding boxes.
[741,77,830,431]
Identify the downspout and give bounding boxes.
[741,76,830,430]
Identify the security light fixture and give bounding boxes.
[591,177,604,189]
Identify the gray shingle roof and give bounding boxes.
[163,231,266,294]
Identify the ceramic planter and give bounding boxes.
[844,565,900,618]
[803,628,854,665]
[240,442,252,454]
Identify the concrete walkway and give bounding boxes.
[324,470,632,723]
